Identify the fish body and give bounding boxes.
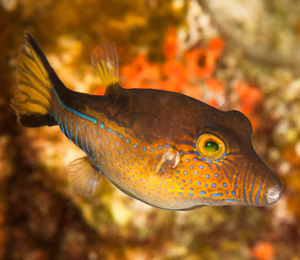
[11,33,283,210]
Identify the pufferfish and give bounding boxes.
[11,33,283,210]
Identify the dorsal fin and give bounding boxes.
[219,101,232,111]
[91,42,119,89]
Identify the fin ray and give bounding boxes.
[91,42,119,89]
[11,32,56,127]
[67,157,100,196]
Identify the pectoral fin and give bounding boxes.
[153,147,180,175]
[67,156,100,196]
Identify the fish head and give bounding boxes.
[155,109,282,208]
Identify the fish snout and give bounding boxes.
[266,182,283,205]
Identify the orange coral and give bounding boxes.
[163,27,178,60]
[184,37,224,79]
[251,241,275,260]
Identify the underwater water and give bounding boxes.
[0,0,300,259]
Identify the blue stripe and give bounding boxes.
[234,162,243,189]
[223,169,230,180]
[178,141,196,148]
[53,87,97,123]
[225,199,238,202]
[70,117,73,138]
[211,193,223,197]
[243,163,249,205]
[182,151,200,156]
[75,120,79,147]
[64,116,71,140]
[89,126,95,151]
[249,175,256,205]
[256,179,264,206]
[108,128,121,136]
[82,124,89,153]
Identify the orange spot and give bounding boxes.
[163,27,178,60]
[234,80,262,115]
[251,241,274,260]
[163,60,187,92]
[93,85,105,96]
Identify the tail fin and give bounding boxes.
[11,32,57,127]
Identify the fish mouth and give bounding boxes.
[266,185,283,205]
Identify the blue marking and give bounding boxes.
[243,164,249,204]
[222,183,228,188]
[182,180,186,183]
[249,176,256,205]
[212,183,217,188]
[134,145,138,148]
[225,199,238,202]
[204,184,208,188]
[200,191,206,195]
[231,191,236,196]
[108,128,120,136]
[224,170,230,180]
[189,187,194,190]
[60,117,65,135]
[256,179,264,206]
[205,174,210,179]
[214,173,218,178]
[143,147,146,151]
[188,193,194,196]
[184,171,188,175]
[197,181,201,185]
[53,88,97,123]
[119,135,123,138]
[158,146,162,150]
[189,180,193,183]
[185,159,189,162]
[75,121,79,147]
[200,165,204,169]
[82,125,90,153]
[178,192,183,196]
[64,117,71,139]
[171,191,174,194]
[140,156,144,160]
[70,117,73,137]
[150,148,154,152]
[183,151,200,156]
[170,186,174,189]
[190,166,193,169]
[88,126,95,151]
[211,193,223,197]
[234,162,244,189]
[100,124,104,128]
[178,141,195,148]
[194,171,198,175]
[177,183,181,186]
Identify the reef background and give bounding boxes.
[1,0,300,259]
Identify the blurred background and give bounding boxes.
[1,0,300,259]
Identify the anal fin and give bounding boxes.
[67,156,100,196]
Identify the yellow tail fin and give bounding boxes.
[11,33,56,127]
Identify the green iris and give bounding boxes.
[204,141,219,152]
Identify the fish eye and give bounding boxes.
[204,141,219,152]
[196,133,226,161]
